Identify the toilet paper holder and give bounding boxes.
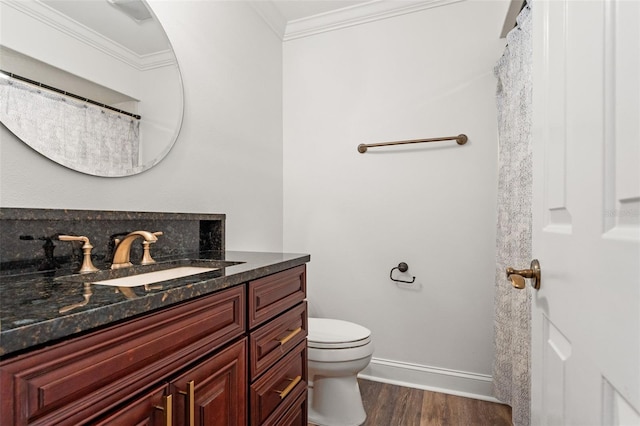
[390,262,415,284]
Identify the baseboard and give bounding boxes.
[358,357,502,403]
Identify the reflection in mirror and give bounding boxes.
[0,0,184,177]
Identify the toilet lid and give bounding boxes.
[308,318,372,349]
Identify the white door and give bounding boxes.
[530,0,640,425]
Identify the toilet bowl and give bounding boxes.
[307,318,373,426]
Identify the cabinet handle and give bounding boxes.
[276,327,302,346]
[274,375,302,399]
[179,380,195,426]
[154,394,173,426]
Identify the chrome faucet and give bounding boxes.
[111,231,159,269]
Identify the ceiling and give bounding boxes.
[270,0,372,22]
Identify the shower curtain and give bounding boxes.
[492,2,532,426]
[0,77,140,176]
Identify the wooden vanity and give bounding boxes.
[0,265,308,425]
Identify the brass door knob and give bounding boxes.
[506,259,541,290]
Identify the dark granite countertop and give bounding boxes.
[0,250,310,358]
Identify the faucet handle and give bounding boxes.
[57,235,99,273]
[140,231,163,266]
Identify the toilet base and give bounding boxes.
[308,374,366,426]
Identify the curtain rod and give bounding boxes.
[357,134,468,153]
[0,69,141,120]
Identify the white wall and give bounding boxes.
[0,0,284,252]
[283,1,507,399]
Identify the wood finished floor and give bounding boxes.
[310,379,512,426]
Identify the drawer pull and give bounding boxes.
[275,375,302,399]
[154,394,173,426]
[179,380,195,426]
[276,327,302,346]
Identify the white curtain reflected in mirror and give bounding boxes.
[1,77,141,176]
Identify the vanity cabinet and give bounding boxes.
[0,285,245,426]
[0,264,308,426]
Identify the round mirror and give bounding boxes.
[0,0,183,177]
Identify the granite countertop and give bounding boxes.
[0,250,310,357]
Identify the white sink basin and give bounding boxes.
[92,266,217,287]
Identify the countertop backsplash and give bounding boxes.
[0,208,225,276]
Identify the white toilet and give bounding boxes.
[307,318,374,426]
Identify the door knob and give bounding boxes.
[506,259,541,290]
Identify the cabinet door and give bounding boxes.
[93,384,170,426]
[170,338,247,426]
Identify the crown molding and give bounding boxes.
[3,0,174,71]
[248,1,287,41]
[283,0,466,42]
[137,49,177,70]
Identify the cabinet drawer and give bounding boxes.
[250,301,307,380]
[0,285,245,426]
[262,390,308,426]
[250,340,307,425]
[248,265,306,329]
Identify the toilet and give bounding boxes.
[307,318,374,426]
